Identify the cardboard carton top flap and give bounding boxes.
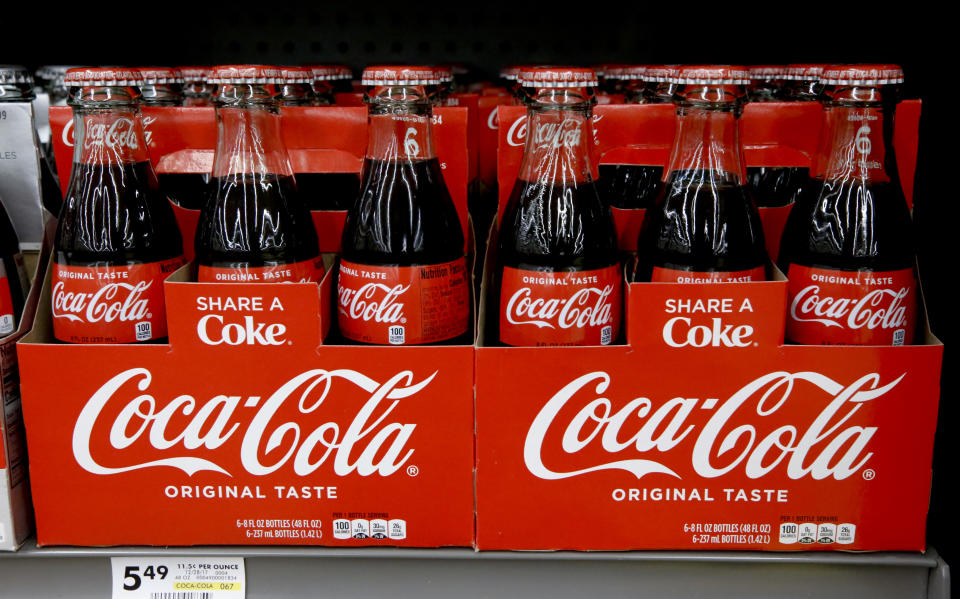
[164,270,322,351]
[625,278,789,349]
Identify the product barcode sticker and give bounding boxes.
[110,557,245,599]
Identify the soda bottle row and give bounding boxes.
[494,64,916,348]
[50,65,470,346]
[42,62,918,351]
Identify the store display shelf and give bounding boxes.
[0,541,950,599]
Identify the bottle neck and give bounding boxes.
[70,102,151,166]
[364,85,437,162]
[664,87,746,183]
[140,83,183,106]
[212,102,294,178]
[0,83,35,102]
[517,100,595,184]
[816,86,899,184]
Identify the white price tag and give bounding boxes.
[110,557,245,599]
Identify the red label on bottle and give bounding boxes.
[52,257,185,344]
[0,271,14,336]
[337,258,470,345]
[786,265,917,346]
[650,266,766,283]
[499,266,622,347]
[197,258,325,284]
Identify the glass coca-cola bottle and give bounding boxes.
[784,64,825,101]
[778,64,916,345]
[635,65,768,282]
[496,67,621,347]
[746,64,812,207]
[278,66,316,106]
[53,68,185,343]
[602,65,664,210]
[194,65,323,283]
[642,65,679,104]
[308,65,338,105]
[180,66,213,107]
[337,66,470,346]
[137,67,184,106]
[747,65,786,101]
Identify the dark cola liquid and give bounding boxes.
[195,173,320,268]
[295,172,361,211]
[747,166,809,207]
[499,177,617,269]
[777,179,914,273]
[57,162,184,265]
[494,176,620,343]
[599,164,664,209]
[158,172,211,210]
[635,170,767,280]
[338,157,469,345]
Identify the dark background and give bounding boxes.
[3,0,956,571]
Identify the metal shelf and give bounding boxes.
[0,540,950,599]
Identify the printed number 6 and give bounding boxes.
[855,124,872,156]
[123,566,141,591]
[404,127,420,157]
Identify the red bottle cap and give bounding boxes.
[207,65,283,84]
[279,66,313,83]
[136,67,184,85]
[499,66,520,81]
[784,63,826,81]
[179,66,210,81]
[64,67,143,86]
[748,65,785,78]
[820,64,904,85]
[432,66,453,83]
[308,65,339,81]
[642,65,679,83]
[671,65,751,85]
[516,66,598,88]
[361,66,439,86]
[613,65,647,80]
[335,66,353,80]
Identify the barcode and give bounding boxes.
[149,594,212,599]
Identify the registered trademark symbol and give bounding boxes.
[753,342,758,347]
[287,341,292,345]
[863,469,876,480]
[407,465,420,477]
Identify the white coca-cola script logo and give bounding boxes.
[73,368,434,477]
[487,108,500,130]
[506,285,614,329]
[338,283,409,324]
[525,371,900,481]
[506,115,527,147]
[790,285,910,330]
[52,280,152,323]
[533,118,582,149]
[62,116,152,148]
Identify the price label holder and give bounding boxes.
[110,557,245,599]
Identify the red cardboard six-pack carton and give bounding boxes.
[474,100,942,552]
[16,105,476,547]
[13,95,943,552]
